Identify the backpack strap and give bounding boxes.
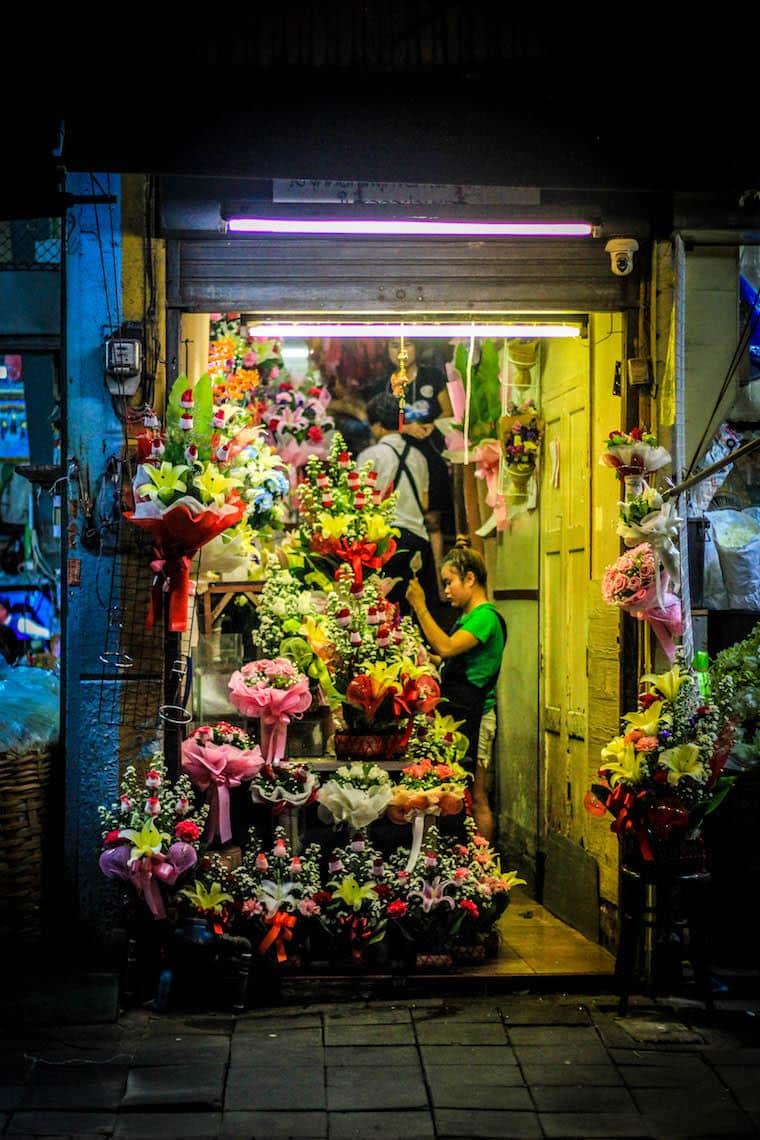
[380,440,425,516]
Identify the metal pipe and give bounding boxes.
[662,434,760,501]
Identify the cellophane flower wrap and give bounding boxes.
[386,820,526,954]
[388,713,471,824]
[589,664,729,861]
[602,542,682,662]
[230,827,323,963]
[617,483,682,593]
[180,721,264,846]
[250,757,319,812]
[319,833,391,962]
[228,657,313,763]
[98,756,207,920]
[126,372,288,630]
[294,431,399,591]
[317,762,394,830]
[600,427,671,479]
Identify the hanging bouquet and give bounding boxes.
[617,484,682,592]
[385,821,525,959]
[230,827,323,964]
[126,374,288,630]
[499,398,544,477]
[317,762,394,831]
[600,427,671,480]
[228,657,313,763]
[294,432,399,591]
[263,380,335,471]
[319,834,391,963]
[588,664,729,861]
[601,542,682,662]
[180,721,264,847]
[98,757,207,920]
[444,339,503,450]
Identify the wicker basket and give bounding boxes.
[0,746,52,942]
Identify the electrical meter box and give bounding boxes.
[105,336,142,394]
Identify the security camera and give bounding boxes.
[605,237,639,277]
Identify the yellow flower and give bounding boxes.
[364,513,395,543]
[640,665,690,703]
[319,513,353,541]
[120,820,169,864]
[329,874,378,911]
[195,463,243,508]
[299,614,333,659]
[179,881,234,914]
[659,743,703,785]
[600,736,644,786]
[137,461,189,504]
[623,701,663,737]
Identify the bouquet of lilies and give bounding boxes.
[294,432,399,591]
[588,664,727,861]
[318,833,391,963]
[98,756,207,920]
[600,427,671,480]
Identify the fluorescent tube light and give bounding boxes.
[245,323,581,338]
[227,218,593,237]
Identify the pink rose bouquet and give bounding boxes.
[181,721,264,846]
[602,543,682,662]
[228,658,313,762]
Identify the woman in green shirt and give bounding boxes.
[406,538,507,842]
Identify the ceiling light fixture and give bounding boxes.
[244,322,582,338]
[226,218,594,238]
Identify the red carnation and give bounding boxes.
[175,820,201,843]
[268,418,280,431]
[103,830,123,846]
[387,899,408,918]
[373,883,392,898]
[307,386,323,397]
[630,427,644,441]
[639,692,659,709]
[313,890,333,905]
[307,425,324,443]
[460,899,479,918]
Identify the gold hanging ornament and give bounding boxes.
[390,331,410,431]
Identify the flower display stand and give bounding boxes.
[615,833,714,1015]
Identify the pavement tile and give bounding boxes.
[415,1021,507,1045]
[435,1108,543,1137]
[506,1025,601,1046]
[326,1045,419,1067]
[141,1014,234,1035]
[421,1044,518,1067]
[323,1022,415,1047]
[6,1110,116,1135]
[609,1047,713,1065]
[620,1061,725,1088]
[520,1063,623,1086]
[539,1112,652,1137]
[412,1002,503,1023]
[513,1044,612,1066]
[129,1037,231,1067]
[427,1071,532,1111]
[120,1061,226,1108]
[324,1006,412,1025]
[640,1107,756,1137]
[20,1066,128,1110]
[500,1002,591,1026]
[221,1110,327,1136]
[327,1065,428,1110]
[225,1064,326,1111]
[113,1111,222,1138]
[529,1084,637,1112]
[328,1110,435,1138]
[235,1013,322,1032]
[631,1087,737,1117]
[714,1066,760,1108]
[426,1063,526,1088]
[704,1049,760,1065]
[613,1017,705,1045]
[230,1028,323,1065]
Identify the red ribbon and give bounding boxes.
[258,910,297,962]
[338,913,375,960]
[149,554,192,631]
[607,785,654,861]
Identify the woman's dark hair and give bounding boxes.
[442,535,487,585]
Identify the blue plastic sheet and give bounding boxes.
[0,659,59,753]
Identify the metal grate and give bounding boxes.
[0,218,61,270]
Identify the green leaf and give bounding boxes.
[167,373,189,430]
[192,373,214,456]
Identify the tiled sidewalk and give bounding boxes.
[3,994,760,1138]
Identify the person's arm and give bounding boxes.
[405,579,478,658]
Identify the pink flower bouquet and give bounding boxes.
[228,658,313,762]
[181,721,264,845]
[602,543,682,662]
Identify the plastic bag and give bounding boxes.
[709,509,760,611]
[0,659,60,754]
[687,424,740,515]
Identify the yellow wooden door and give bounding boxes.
[540,367,590,841]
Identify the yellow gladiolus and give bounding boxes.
[365,513,395,543]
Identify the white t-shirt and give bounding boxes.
[357,433,429,542]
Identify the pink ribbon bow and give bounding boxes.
[181,738,264,844]
[99,841,197,919]
[621,574,682,663]
[473,440,508,531]
[227,676,313,762]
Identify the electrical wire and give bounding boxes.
[89,173,114,336]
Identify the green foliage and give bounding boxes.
[454,339,503,444]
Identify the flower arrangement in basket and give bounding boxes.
[337,658,441,762]
[294,432,399,592]
[499,398,544,494]
[587,664,730,863]
[317,761,394,832]
[318,833,391,965]
[228,657,313,763]
[126,373,289,631]
[602,542,681,662]
[386,820,526,966]
[98,757,207,920]
[180,721,263,847]
[600,427,671,480]
[263,379,335,471]
[230,827,323,965]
